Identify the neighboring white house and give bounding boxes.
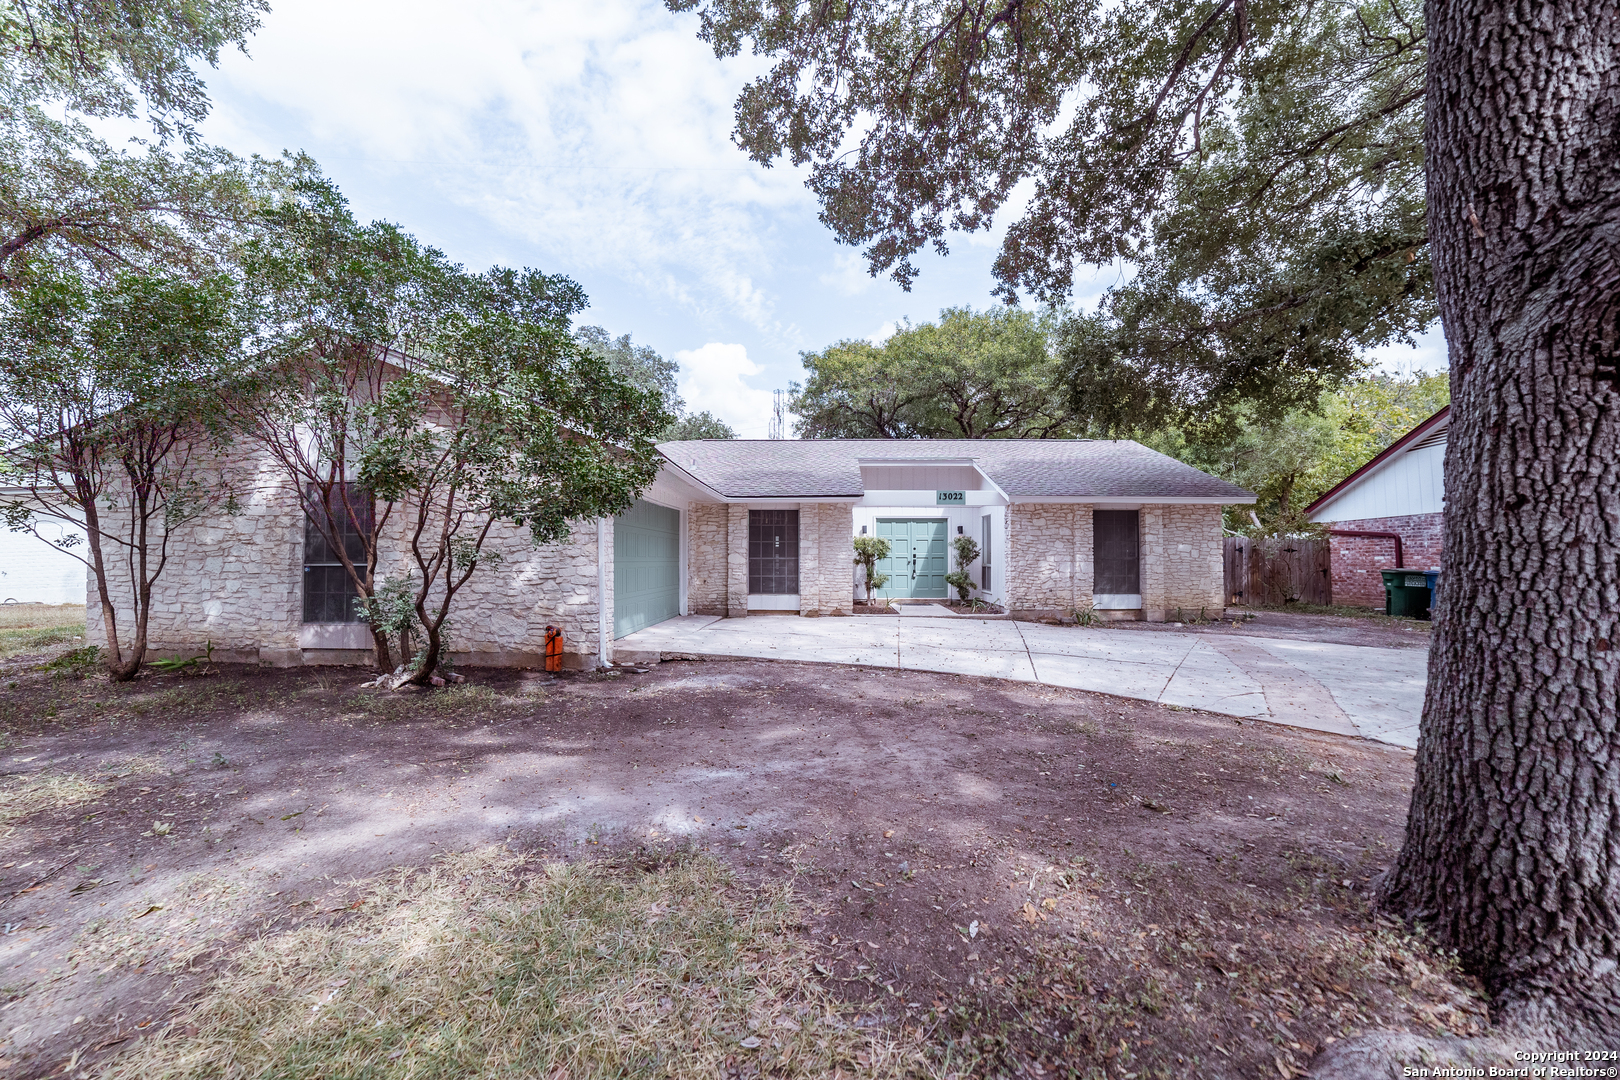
[0,514,87,606]
[1305,406,1447,607]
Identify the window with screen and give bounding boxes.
[303,484,371,623]
[981,514,992,590]
[748,509,799,594]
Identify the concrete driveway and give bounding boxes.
[616,615,1427,748]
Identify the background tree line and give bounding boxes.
[795,304,1449,532]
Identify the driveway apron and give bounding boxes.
[616,615,1425,748]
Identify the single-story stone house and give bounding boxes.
[85,438,1253,670]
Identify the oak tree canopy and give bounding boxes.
[670,0,1431,427]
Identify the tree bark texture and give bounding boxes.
[1383,0,1620,1039]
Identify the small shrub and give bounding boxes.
[852,535,892,602]
[948,535,980,602]
[38,645,102,677]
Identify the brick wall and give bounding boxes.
[1326,512,1444,608]
[687,503,729,615]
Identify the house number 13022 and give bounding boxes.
[936,491,966,505]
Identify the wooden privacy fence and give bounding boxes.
[1223,535,1332,607]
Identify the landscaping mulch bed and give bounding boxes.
[0,653,1486,1078]
[852,601,1007,616]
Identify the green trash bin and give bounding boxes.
[1381,569,1433,618]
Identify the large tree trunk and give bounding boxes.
[1380,0,1620,1041]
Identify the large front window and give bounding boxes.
[303,484,371,623]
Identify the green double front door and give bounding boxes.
[875,518,949,599]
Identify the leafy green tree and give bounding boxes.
[1,0,267,140]
[1316,370,1449,484]
[363,274,670,684]
[662,410,736,440]
[851,534,890,602]
[671,0,1427,430]
[1148,371,1450,532]
[0,267,245,679]
[228,173,454,671]
[575,326,737,440]
[795,306,1068,438]
[236,176,671,682]
[0,0,272,284]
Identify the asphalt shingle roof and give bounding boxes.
[656,439,1253,501]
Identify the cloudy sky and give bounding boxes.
[194,0,1443,437]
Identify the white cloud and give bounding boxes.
[1365,326,1449,377]
[866,320,900,345]
[202,0,810,340]
[675,342,778,438]
[819,249,876,297]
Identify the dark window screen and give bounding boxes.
[748,509,799,594]
[303,484,371,623]
[1093,509,1140,594]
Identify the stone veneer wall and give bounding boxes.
[85,447,304,662]
[798,503,854,615]
[86,442,609,668]
[686,503,729,616]
[726,504,749,614]
[1006,501,1223,621]
[1140,504,1225,620]
[1005,503,1092,618]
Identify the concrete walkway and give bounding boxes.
[616,615,1427,748]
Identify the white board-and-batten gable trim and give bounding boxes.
[1306,408,1449,523]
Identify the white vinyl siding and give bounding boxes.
[0,523,87,605]
[1309,439,1446,523]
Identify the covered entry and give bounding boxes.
[875,518,948,598]
[1093,509,1141,609]
[614,499,680,638]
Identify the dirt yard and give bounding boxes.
[0,652,1487,1078]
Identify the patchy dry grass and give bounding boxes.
[0,770,107,830]
[0,604,85,661]
[101,849,956,1080]
[931,881,1490,1078]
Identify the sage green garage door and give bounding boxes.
[874,518,949,599]
[614,499,680,638]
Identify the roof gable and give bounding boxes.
[1304,405,1449,519]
